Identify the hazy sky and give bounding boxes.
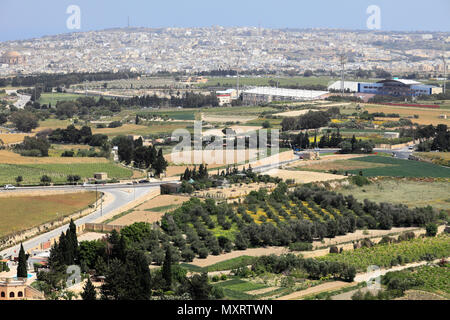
[1,0,450,41]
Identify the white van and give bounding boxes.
[3,184,16,190]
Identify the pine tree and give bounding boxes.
[162,246,172,290]
[17,243,28,278]
[81,278,97,300]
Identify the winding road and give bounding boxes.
[0,181,176,259]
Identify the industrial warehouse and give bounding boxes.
[328,78,443,97]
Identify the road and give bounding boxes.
[0,181,176,259]
[5,89,31,109]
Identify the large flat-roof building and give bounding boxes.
[242,87,329,104]
[358,79,442,97]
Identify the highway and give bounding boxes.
[0,181,177,259]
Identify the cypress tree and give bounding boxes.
[81,278,97,300]
[17,243,28,278]
[162,246,172,290]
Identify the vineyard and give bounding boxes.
[390,264,450,297]
[317,235,450,272]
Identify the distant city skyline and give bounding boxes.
[1,0,450,42]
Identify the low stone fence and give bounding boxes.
[84,223,124,233]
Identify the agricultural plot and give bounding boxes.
[316,235,450,272]
[343,156,450,178]
[0,162,132,185]
[0,191,97,238]
[363,104,450,126]
[92,122,192,137]
[338,179,450,211]
[38,93,85,105]
[388,264,450,298]
[197,76,336,88]
[212,278,285,300]
[301,156,450,178]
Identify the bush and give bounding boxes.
[288,242,313,252]
[425,223,438,237]
[350,175,371,187]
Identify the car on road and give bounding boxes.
[139,179,150,184]
[3,184,16,190]
[408,146,414,150]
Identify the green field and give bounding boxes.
[346,156,450,178]
[338,179,450,211]
[0,162,133,185]
[38,93,86,105]
[197,76,336,88]
[0,192,98,239]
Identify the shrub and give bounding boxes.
[288,242,313,252]
[425,223,438,237]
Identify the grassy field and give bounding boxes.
[297,155,450,178]
[338,178,450,211]
[0,162,133,185]
[343,156,450,178]
[197,76,338,88]
[38,93,86,105]
[0,191,97,238]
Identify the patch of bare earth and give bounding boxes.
[134,195,190,211]
[190,247,290,268]
[247,287,280,295]
[276,281,356,300]
[265,169,347,184]
[111,211,165,226]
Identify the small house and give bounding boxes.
[94,172,108,180]
[160,183,181,194]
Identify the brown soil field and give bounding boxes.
[0,133,32,145]
[274,109,320,117]
[364,104,450,126]
[134,194,190,211]
[106,194,190,226]
[201,114,257,123]
[165,149,260,165]
[0,191,97,238]
[265,169,347,183]
[298,159,390,172]
[276,281,355,300]
[109,210,165,226]
[0,150,109,164]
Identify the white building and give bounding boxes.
[327,81,360,93]
[242,87,328,104]
[216,88,238,106]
